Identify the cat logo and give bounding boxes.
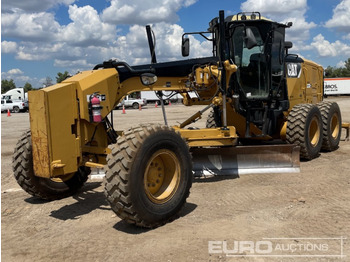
[287,63,301,78]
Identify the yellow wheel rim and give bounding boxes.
[309,116,320,147]
[330,113,340,139]
[144,149,180,204]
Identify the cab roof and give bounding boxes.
[225,12,290,28]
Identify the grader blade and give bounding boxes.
[191,144,300,176]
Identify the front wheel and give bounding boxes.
[12,130,90,200]
[104,124,192,228]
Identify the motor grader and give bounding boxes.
[13,11,343,227]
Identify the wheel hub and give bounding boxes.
[309,116,320,147]
[144,149,180,204]
[331,113,340,139]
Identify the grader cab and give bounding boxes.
[13,11,343,227]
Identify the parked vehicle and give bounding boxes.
[324,78,350,96]
[141,91,180,104]
[1,99,27,113]
[1,88,27,101]
[117,93,147,109]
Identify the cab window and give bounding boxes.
[231,26,268,98]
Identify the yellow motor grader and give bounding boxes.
[13,11,343,227]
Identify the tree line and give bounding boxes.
[1,71,70,94]
[324,58,350,78]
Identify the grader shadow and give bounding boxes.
[112,202,197,234]
[24,182,110,220]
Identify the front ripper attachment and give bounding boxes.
[191,144,300,177]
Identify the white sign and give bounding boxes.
[324,78,350,95]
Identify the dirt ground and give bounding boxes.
[1,97,350,262]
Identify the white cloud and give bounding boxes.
[7,69,24,75]
[283,18,316,42]
[15,43,65,61]
[2,12,60,41]
[336,60,346,68]
[101,0,198,25]
[2,5,116,47]
[325,0,350,33]
[240,0,316,42]
[60,5,117,47]
[2,0,76,12]
[101,23,212,65]
[241,0,307,15]
[1,0,211,84]
[1,69,33,87]
[1,41,18,53]
[311,34,350,57]
[54,59,93,68]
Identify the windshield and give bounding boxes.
[231,26,269,98]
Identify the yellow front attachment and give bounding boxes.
[29,83,81,178]
[176,126,238,147]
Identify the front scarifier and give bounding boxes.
[104,124,192,228]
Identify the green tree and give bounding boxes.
[325,58,350,77]
[343,58,350,76]
[1,79,16,93]
[43,77,53,87]
[24,82,33,92]
[324,66,334,78]
[56,71,70,83]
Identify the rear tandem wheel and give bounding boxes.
[286,104,323,160]
[104,124,193,228]
[317,101,342,151]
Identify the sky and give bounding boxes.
[1,0,350,88]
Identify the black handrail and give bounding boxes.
[93,60,155,75]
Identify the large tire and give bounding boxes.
[12,130,90,200]
[317,101,342,151]
[286,104,323,160]
[104,124,192,228]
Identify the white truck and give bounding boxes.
[1,99,28,113]
[1,88,27,101]
[141,91,180,104]
[117,95,147,109]
[324,78,350,96]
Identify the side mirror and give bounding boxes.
[244,27,257,49]
[140,73,157,86]
[285,41,293,55]
[182,38,190,57]
[285,41,293,50]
